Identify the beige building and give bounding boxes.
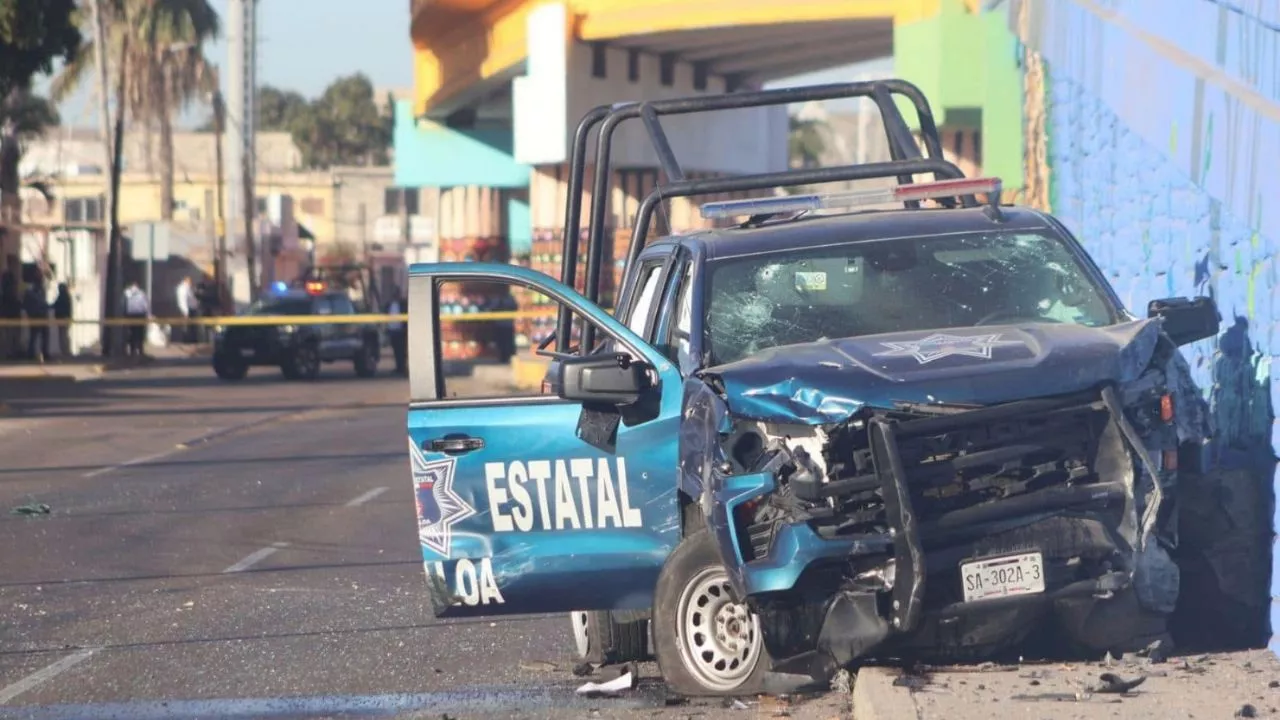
[11,127,428,308]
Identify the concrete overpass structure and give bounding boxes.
[394,0,1018,310]
[395,0,1023,365]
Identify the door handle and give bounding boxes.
[425,436,485,454]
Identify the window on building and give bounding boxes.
[591,42,607,79]
[628,49,640,82]
[974,131,983,165]
[659,53,676,87]
[725,74,743,93]
[953,131,965,159]
[63,196,103,223]
[384,187,419,215]
[693,62,709,91]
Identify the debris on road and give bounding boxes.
[11,502,51,516]
[899,649,1280,719]
[1093,672,1146,694]
[519,660,558,673]
[574,668,638,698]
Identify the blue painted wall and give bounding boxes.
[1017,0,1279,646]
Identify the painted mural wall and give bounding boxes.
[1013,0,1279,647]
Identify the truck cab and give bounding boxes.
[403,80,1223,697]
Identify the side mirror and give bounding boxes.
[558,353,649,405]
[1147,296,1219,346]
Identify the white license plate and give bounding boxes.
[960,552,1045,602]
[239,348,254,357]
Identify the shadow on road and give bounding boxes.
[0,450,406,478]
[0,612,552,657]
[0,558,422,590]
[2,399,405,420]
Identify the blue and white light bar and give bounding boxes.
[699,176,1004,221]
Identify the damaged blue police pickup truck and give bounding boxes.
[403,80,1223,696]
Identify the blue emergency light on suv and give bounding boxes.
[400,80,1223,697]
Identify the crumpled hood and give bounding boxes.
[700,319,1163,424]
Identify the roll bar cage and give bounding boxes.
[555,78,971,353]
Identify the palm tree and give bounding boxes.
[51,0,220,220]
[0,88,60,202]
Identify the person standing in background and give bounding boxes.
[175,276,197,343]
[385,287,407,375]
[0,272,19,359]
[123,281,150,357]
[23,278,50,362]
[53,283,72,358]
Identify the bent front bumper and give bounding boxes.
[710,386,1170,664]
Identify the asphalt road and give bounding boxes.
[4,359,1270,720]
[0,361,846,720]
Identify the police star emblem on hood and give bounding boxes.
[409,440,476,558]
[872,332,1024,365]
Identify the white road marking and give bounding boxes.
[222,542,290,574]
[0,649,96,704]
[344,486,388,507]
[80,411,301,479]
[81,448,178,478]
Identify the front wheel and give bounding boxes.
[212,352,248,380]
[652,530,770,696]
[289,343,321,381]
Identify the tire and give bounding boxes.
[569,610,649,665]
[290,342,321,381]
[353,340,378,378]
[652,530,770,696]
[212,353,248,381]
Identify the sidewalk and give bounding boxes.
[851,649,1280,719]
[0,343,211,382]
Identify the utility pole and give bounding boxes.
[358,202,368,266]
[88,0,123,357]
[227,0,257,301]
[212,89,227,306]
[242,146,256,299]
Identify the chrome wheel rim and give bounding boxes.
[674,567,761,691]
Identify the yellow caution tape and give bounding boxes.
[0,308,593,328]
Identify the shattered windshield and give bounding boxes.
[705,230,1116,365]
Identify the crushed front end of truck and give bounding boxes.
[681,318,1210,675]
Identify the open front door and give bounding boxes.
[406,263,684,618]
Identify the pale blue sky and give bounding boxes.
[39,0,891,128]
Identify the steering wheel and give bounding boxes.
[974,309,1057,326]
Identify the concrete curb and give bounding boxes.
[851,667,917,720]
[0,363,106,382]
